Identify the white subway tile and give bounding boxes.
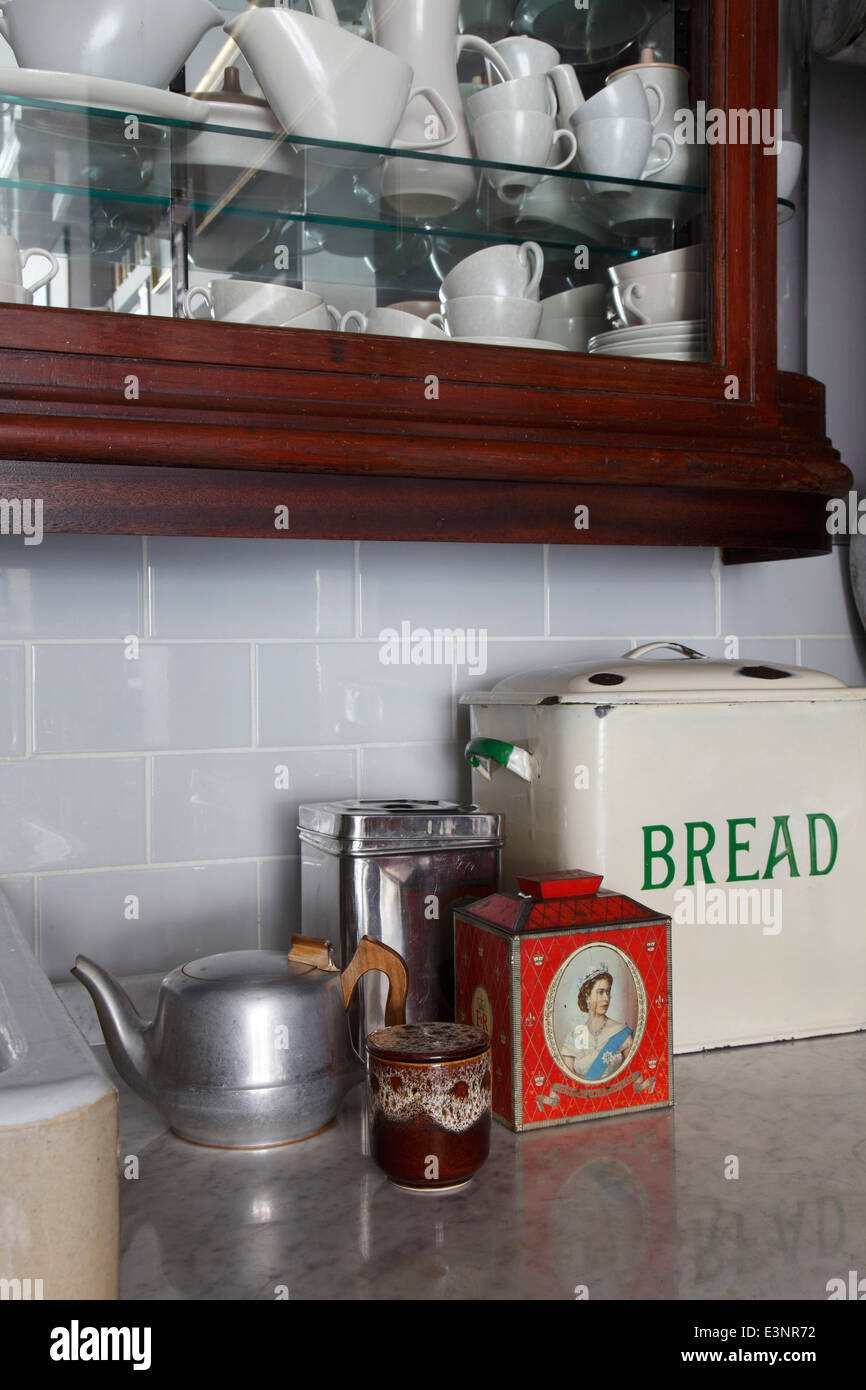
[0,877,35,945]
[151,750,355,862]
[721,546,857,637]
[359,743,464,803]
[148,538,355,638]
[259,858,300,952]
[33,643,251,753]
[0,536,142,638]
[548,547,716,637]
[0,646,25,755]
[800,637,866,687]
[0,758,145,873]
[359,543,545,638]
[257,643,452,747]
[38,862,259,980]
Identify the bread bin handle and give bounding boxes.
[465,737,540,783]
[623,642,707,661]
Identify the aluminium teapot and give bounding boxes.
[73,935,408,1148]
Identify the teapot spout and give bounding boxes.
[71,955,157,1103]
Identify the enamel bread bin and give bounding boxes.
[463,642,866,1053]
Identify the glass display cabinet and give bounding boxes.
[0,0,849,555]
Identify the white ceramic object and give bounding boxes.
[612,270,705,326]
[487,35,560,78]
[0,280,33,304]
[441,241,544,301]
[341,307,447,338]
[572,71,659,127]
[573,116,675,195]
[589,321,706,352]
[283,303,342,331]
[777,138,803,201]
[371,0,513,217]
[609,245,704,285]
[468,72,558,119]
[184,281,334,327]
[454,335,564,349]
[388,300,442,318]
[0,68,210,120]
[225,4,457,170]
[444,294,543,339]
[0,235,58,292]
[0,0,223,89]
[540,315,609,351]
[540,283,609,320]
[473,109,576,202]
[607,50,702,195]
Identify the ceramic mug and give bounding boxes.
[572,117,675,195]
[443,293,543,339]
[608,244,704,286]
[341,307,447,338]
[366,1023,492,1192]
[540,284,610,321]
[612,270,705,326]
[282,303,342,331]
[572,72,662,128]
[0,236,59,293]
[441,241,544,301]
[473,110,577,202]
[486,35,560,79]
[184,280,333,326]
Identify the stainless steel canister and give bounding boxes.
[298,801,503,1044]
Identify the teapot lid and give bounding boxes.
[182,949,319,983]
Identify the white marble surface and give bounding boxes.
[104,1030,866,1301]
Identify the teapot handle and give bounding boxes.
[341,935,408,1028]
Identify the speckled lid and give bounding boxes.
[366,1022,489,1063]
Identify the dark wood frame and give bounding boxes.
[0,0,850,553]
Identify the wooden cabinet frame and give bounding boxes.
[0,0,850,554]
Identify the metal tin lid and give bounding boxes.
[462,642,850,706]
[456,886,664,935]
[298,800,503,848]
[366,1022,489,1064]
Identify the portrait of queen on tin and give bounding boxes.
[549,949,643,1084]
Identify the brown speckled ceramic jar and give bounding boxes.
[366,1023,491,1192]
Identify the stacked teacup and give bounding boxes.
[589,245,707,361]
[570,71,675,197]
[468,37,583,204]
[183,279,340,330]
[438,242,545,344]
[538,283,609,353]
[0,235,60,305]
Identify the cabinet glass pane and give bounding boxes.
[0,0,713,359]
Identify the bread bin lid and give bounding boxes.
[366,1022,489,1063]
[298,800,503,850]
[462,642,854,706]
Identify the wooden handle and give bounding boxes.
[288,935,338,971]
[340,936,408,1026]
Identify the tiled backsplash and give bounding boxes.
[0,536,863,980]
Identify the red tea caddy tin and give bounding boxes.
[454,870,673,1131]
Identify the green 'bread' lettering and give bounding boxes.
[807,813,838,875]
[685,821,716,885]
[643,824,675,889]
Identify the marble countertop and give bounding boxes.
[107,1031,866,1301]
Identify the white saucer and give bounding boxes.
[0,69,209,122]
[453,335,565,350]
[592,349,707,362]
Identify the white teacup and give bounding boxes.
[0,236,59,293]
[0,280,34,305]
[388,300,442,319]
[572,72,660,127]
[540,284,609,321]
[573,117,675,195]
[486,36,560,79]
[612,270,705,326]
[341,307,447,339]
[540,315,609,352]
[473,110,577,202]
[184,280,329,326]
[444,294,543,339]
[283,303,341,331]
[441,241,544,301]
[468,73,558,120]
[777,138,803,202]
[608,244,704,286]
